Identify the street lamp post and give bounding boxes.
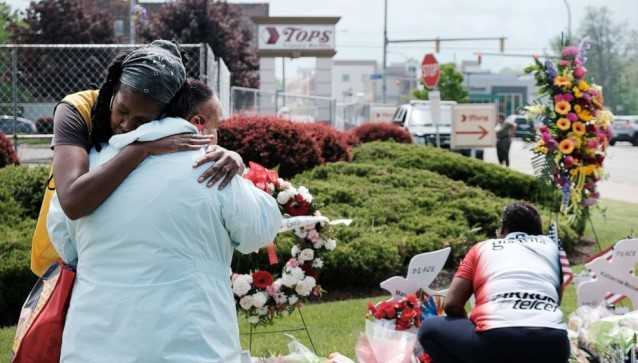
[382,0,388,104]
[563,0,572,44]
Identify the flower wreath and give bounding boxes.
[232,162,340,326]
[524,42,613,222]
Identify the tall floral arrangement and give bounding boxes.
[524,43,613,227]
[231,162,339,326]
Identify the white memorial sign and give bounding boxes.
[451,104,497,149]
[577,239,638,308]
[380,247,450,300]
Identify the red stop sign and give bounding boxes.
[421,53,440,89]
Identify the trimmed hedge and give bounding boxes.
[0,132,19,168]
[349,122,412,144]
[0,166,49,219]
[298,122,352,163]
[353,142,558,207]
[218,115,323,178]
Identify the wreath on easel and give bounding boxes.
[232,162,343,326]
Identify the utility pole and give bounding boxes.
[382,0,388,104]
[563,0,572,44]
[129,0,136,44]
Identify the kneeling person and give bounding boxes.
[418,202,569,363]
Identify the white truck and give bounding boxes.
[392,100,484,159]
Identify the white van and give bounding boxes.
[392,100,483,159]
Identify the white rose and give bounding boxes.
[274,292,288,305]
[288,294,299,305]
[239,295,254,310]
[289,266,305,281]
[294,227,307,239]
[297,186,313,203]
[256,307,269,316]
[252,292,268,309]
[281,272,298,288]
[272,279,283,292]
[232,280,251,297]
[247,316,260,324]
[295,276,317,297]
[291,245,300,257]
[298,248,314,262]
[312,258,324,269]
[295,282,312,296]
[325,239,337,251]
[277,190,292,205]
[278,179,292,190]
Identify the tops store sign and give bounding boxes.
[253,17,340,58]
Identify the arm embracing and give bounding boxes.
[218,177,282,254]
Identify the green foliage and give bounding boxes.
[0,166,48,219]
[353,142,558,207]
[412,63,469,102]
[290,161,508,289]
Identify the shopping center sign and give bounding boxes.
[253,17,340,58]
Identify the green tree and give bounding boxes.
[577,6,627,114]
[0,1,19,44]
[139,0,258,88]
[412,63,468,102]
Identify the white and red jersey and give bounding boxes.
[455,232,566,332]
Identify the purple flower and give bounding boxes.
[545,60,557,80]
[567,113,578,122]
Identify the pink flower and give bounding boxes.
[306,229,321,243]
[541,132,553,144]
[539,125,549,134]
[287,258,300,268]
[564,156,575,168]
[574,66,586,79]
[567,113,578,122]
[562,46,579,58]
[587,139,599,149]
[559,60,570,67]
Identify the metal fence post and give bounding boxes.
[11,47,18,149]
[199,43,206,84]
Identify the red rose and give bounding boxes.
[244,162,278,193]
[286,198,311,216]
[252,270,274,289]
[381,302,398,319]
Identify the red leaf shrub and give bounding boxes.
[218,115,322,178]
[0,132,19,168]
[35,117,54,134]
[297,122,352,163]
[350,122,412,144]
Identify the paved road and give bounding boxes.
[484,139,638,204]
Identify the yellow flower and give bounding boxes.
[556,118,571,131]
[559,139,576,154]
[573,87,582,98]
[577,108,593,122]
[594,109,614,127]
[554,76,572,88]
[578,80,590,91]
[572,122,586,136]
[555,100,572,115]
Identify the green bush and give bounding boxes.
[290,162,507,289]
[0,166,48,219]
[353,142,558,207]
[0,219,36,326]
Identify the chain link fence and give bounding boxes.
[0,43,230,163]
[230,86,338,128]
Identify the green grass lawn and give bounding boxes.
[1,199,636,361]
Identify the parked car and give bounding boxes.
[392,101,484,159]
[610,116,638,146]
[0,115,36,134]
[505,114,535,140]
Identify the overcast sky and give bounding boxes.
[7,0,637,76]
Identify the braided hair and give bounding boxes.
[90,52,128,151]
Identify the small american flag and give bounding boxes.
[548,222,573,287]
